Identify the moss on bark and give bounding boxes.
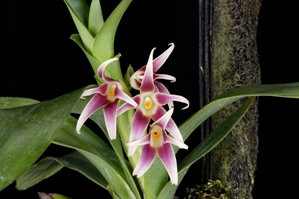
[210,0,261,198]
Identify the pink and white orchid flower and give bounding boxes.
[117,46,189,156]
[127,108,188,185]
[130,43,176,96]
[76,57,138,140]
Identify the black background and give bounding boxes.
[1,0,299,198]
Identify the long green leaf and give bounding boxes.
[16,158,64,190]
[179,82,299,143]
[0,88,85,191]
[79,150,137,199]
[158,82,299,197]
[16,151,107,190]
[70,34,101,75]
[49,193,73,199]
[89,0,132,82]
[143,157,168,199]
[157,166,189,199]
[157,97,255,199]
[179,97,255,171]
[64,0,94,53]
[53,116,141,199]
[88,0,104,37]
[71,97,142,199]
[54,116,124,178]
[93,0,132,62]
[0,97,39,109]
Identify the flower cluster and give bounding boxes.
[77,43,189,185]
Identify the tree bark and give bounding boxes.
[210,0,261,198]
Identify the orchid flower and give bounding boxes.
[76,57,138,140]
[127,108,188,185]
[130,43,176,96]
[117,46,189,156]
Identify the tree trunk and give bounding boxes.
[210,0,261,198]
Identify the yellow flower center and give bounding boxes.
[109,84,117,97]
[150,125,164,148]
[152,131,160,140]
[144,97,152,109]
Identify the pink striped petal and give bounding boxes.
[76,94,110,133]
[155,93,189,109]
[157,143,178,185]
[152,108,174,129]
[129,44,175,91]
[154,82,170,94]
[127,133,151,147]
[117,95,140,116]
[133,144,156,178]
[103,99,119,140]
[82,83,108,96]
[130,109,150,141]
[128,109,150,156]
[165,118,184,142]
[151,106,166,121]
[117,103,135,116]
[140,48,155,93]
[152,43,175,72]
[154,82,173,108]
[154,74,176,82]
[164,133,188,149]
[152,107,183,142]
[114,86,138,107]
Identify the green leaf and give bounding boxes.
[71,98,142,199]
[79,150,137,199]
[157,97,255,199]
[93,0,132,62]
[54,116,124,177]
[70,34,100,74]
[143,157,168,199]
[0,97,39,109]
[50,193,73,199]
[65,0,89,25]
[179,82,299,143]
[178,97,255,171]
[124,64,134,91]
[177,81,299,159]
[0,88,85,191]
[64,0,94,53]
[88,0,104,37]
[53,116,141,199]
[157,166,189,199]
[16,157,64,190]
[16,151,107,190]
[157,82,299,197]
